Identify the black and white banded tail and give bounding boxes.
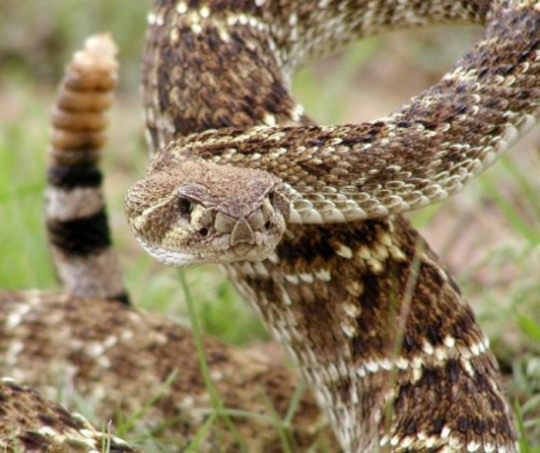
[46,34,128,304]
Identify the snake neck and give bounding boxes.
[225,217,514,451]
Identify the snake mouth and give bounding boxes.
[127,198,286,266]
[134,226,277,267]
[232,242,254,256]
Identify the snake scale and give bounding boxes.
[123,0,540,452]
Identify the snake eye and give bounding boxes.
[177,196,194,219]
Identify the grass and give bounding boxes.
[1,1,540,450]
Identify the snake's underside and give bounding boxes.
[126,0,540,451]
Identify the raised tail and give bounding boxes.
[45,34,129,304]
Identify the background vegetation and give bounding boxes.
[1,0,539,450]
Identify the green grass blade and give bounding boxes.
[178,269,248,452]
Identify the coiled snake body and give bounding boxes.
[126,1,540,451]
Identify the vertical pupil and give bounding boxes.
[179,197,193,216]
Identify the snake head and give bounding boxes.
[125,154,289,267]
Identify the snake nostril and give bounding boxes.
[199,227,209,237]
[264,221,271,230]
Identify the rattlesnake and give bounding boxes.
[125,0,540,451]
[1,35,337,452]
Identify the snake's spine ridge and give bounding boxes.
[46,34,128,304]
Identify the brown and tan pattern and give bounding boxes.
[125,0,540,451]
[0,377,138,453]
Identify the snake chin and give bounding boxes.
[135,236,201,267]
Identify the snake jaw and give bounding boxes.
[134,235,202,267]
[125,157,289,267]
